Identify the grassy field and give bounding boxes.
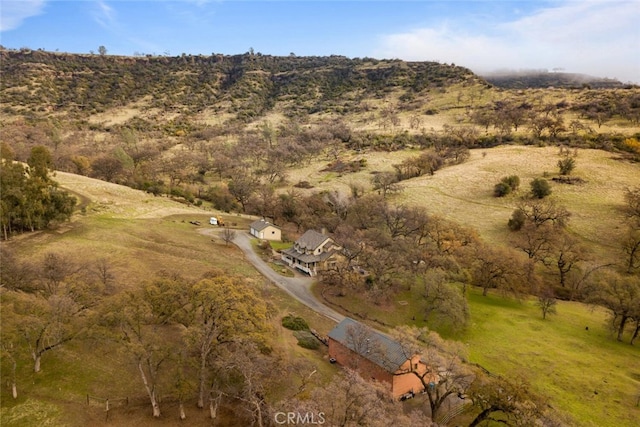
[317,282,640,427]
[462,289,640,427]
[400,146,640,252]
[287,145,640,264]
[1,175,337,426]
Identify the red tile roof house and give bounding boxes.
[328,317,436,399]
[280,229,341,276]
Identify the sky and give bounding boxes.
[1,0,638,83]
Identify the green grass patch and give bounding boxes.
[269,241,293,251]
[268,261,295,277]
[462,288,640,427]
[0,399,65,427]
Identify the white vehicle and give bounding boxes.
[209,217,218,226]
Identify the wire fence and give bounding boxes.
[86,394,129,421]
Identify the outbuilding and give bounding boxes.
[327,317,435,399]
[249,219,282,241]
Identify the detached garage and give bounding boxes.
[249,219,282,241]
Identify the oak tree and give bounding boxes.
[468,373,545,426]
[391,326,474,421]
[589,271,640,342]
[185,273,268,409]
[100,291,174,417]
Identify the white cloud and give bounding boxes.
[92,0,117,30]
[374,1,640,83]
[0,0,46,32]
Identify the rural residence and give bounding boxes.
[328,317,433,399]
[281,229,341,276]
[249,219,282,241]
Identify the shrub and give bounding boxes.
[502,175,520,191]
[494,175,520,197]
[508,208,527,231]
[494,182,512,197]
[282,314,309,331]
[530,178,552,199]
[293,330,319,350]
[558,157,576,175]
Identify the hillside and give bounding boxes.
[0,48,480,121]
[2,49,640,426]
[4,151,639,427]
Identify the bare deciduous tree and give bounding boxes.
[371,172,402,199]
[221,225,237,246]
[543,232,589,289]
[537,287,558,320]
[589,271,640,343]
[468,373,546,426]
[392,326,474,421]
[622,227,640,274]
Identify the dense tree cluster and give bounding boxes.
[469,90,640,150]
[0,253,276,422]
[0,144,75,239]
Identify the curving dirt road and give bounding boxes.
[203,228,344,323]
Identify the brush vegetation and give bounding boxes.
[1,49,640,426]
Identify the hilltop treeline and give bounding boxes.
[0,48,479,120]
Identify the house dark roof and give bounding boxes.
[250,219,279,231]
[280,247,335,263]
[328,317,409,372]
[296,229,330,251]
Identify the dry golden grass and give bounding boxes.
[2,194,337,426]
[400,146,640,257]
[286,145,640,263]
[5,172,255,290]
[54,171,205,219]
[284,149,415,196]
[86,96,154,126]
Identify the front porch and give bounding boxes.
[282,253,318,276]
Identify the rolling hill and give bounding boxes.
[1,48,640,427]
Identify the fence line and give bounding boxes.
[86,394,129,405]
[87,395,129,421]
[310,328,328,346]
[436,401,472,426]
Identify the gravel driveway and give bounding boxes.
[202,229,344,323]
